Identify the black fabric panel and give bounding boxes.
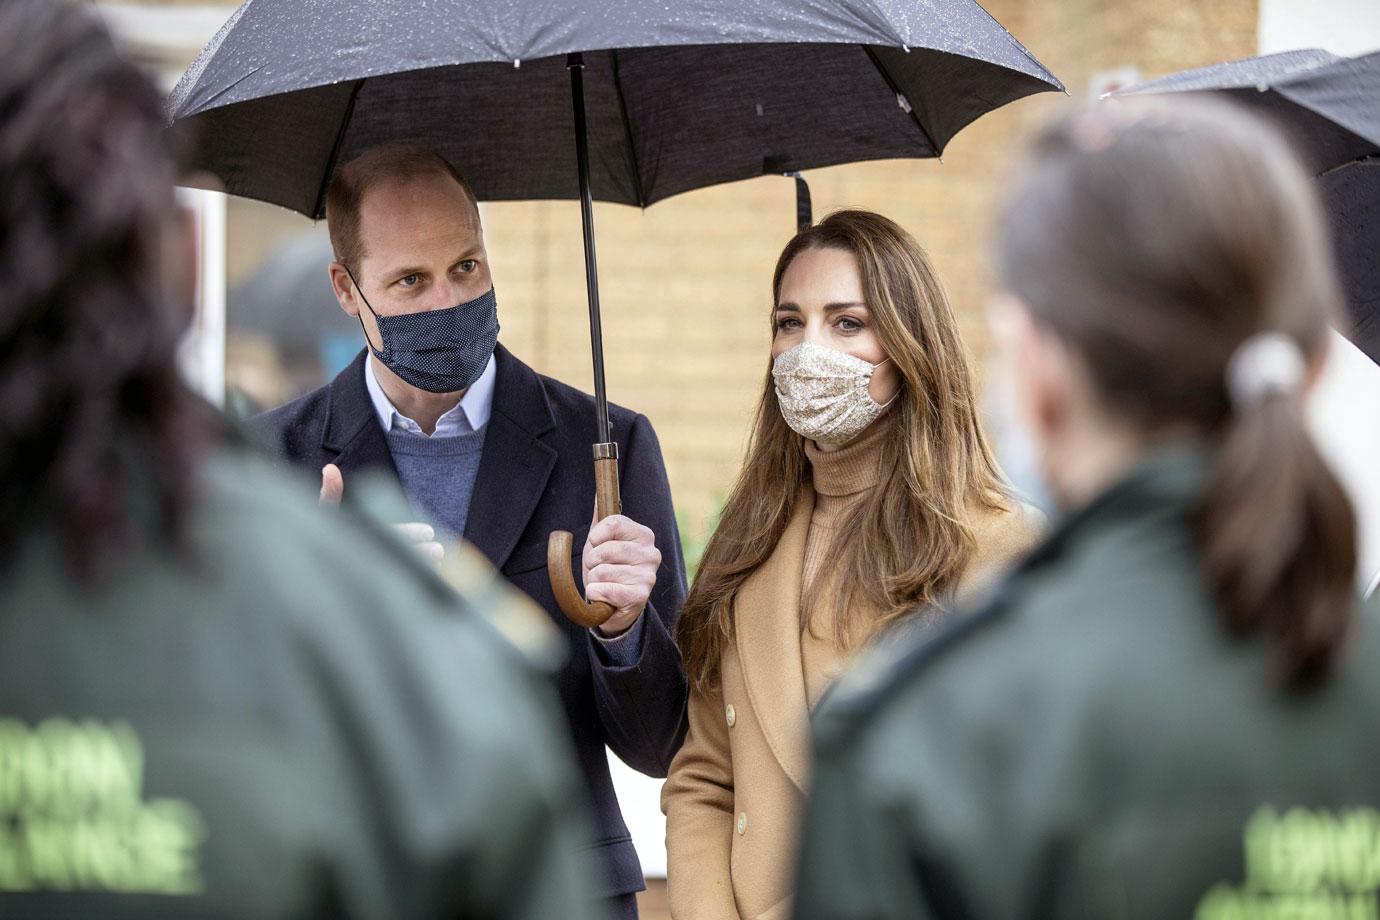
[180,82,360,217]
[870,45,1062,154]
[336,54,641,207]
[1222,89,1377,175]
[1321,161,1380,363]
[1119,50,1380,176]
[1274,51,1380,162]
[615,43,921,204]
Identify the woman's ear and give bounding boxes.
[988,294,1070,449]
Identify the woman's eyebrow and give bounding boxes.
[774,301,867,313]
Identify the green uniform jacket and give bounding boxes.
[0,446,604,920]
[796,448,1380,920]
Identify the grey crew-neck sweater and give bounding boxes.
[384,426,487,541]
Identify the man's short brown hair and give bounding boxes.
[325,144,478,276]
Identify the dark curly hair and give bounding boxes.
[0,0,209,577]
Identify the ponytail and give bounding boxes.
[997,99,1361,691]
[1199,382,1357,690]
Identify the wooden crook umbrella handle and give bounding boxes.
[548,443,622,628]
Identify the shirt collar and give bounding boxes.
[363,352,496,438]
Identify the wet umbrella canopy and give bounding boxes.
[1116,51,1380,362]
[170,0,1062,215]
[1115,49,1380,174]
[1320,160,1379,362]
[171,0,1062,625]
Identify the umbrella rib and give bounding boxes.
[1320,154,1380,177]
[609,49,647,208]
[964,0,1065,89]
[862,46,942,158]
[312,79,365,220]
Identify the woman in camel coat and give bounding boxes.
[662,210,1043,920]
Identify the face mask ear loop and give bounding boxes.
[870,356,901,410]
[344,266,385,354]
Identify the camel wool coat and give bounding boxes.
[661,488,1044,920]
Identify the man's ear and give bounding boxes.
[1026,326,1066,447]
[328,261,360,318]
[991,294,1066,446]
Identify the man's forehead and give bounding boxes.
[357,172,482,255]
[361,169,476,209]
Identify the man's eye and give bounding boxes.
[458,260,478,273]
[399,274,420,287]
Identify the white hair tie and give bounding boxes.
[1226,332,1306,407]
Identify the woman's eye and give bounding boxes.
[458,260,478,273]
[775,316,802,331]
[837,317,863,332]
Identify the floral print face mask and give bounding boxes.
[772,341,896,446]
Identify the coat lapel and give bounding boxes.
[462,345,558,571]
[734,488,815,793]
[322,350,397,480]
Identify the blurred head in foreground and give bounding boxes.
[0,0,207,577]
[991,96,1356,688]
[0,4,603,916]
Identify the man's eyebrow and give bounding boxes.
[382,264,427,281]
[380,245,484,281]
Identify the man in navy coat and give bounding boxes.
[252,144,688,919]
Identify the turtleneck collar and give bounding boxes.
[804,413,891,498]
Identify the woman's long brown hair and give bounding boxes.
[675,210,1011,691]
[996,99,1357,690]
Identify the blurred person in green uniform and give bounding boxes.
[794,98,1380,920]
[0,2,603,918]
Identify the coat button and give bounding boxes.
[725,704,736,727]
[736,812,748,835]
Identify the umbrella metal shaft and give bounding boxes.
[567,52,612,445]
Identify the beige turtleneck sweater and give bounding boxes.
[800,417,890,708]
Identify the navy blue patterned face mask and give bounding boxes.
[348,270,499,393]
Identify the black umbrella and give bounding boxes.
[1115,50,1380,363]
[171,0,1063,625]
[1113,49,1380,174]
[1320,159,1379,361]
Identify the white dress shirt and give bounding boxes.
[364,353,497,436]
